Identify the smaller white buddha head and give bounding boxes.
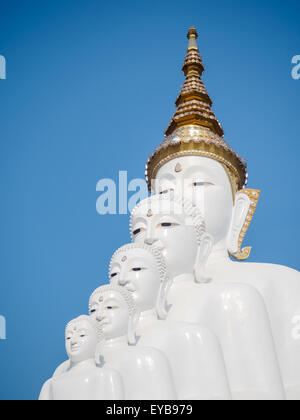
[65,315,102,364]
[130,192,212,283]
[109,243,171,319]
[89,285,140,345]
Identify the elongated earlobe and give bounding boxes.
[156,276,173,320]
[128,309,141,345]
[227,189,260,260]
[194,233,213,283]
[94,340,105,367]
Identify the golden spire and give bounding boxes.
[165,26,223,137]
[146,27,247,192]
[165,26,224,137]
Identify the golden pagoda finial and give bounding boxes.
[187,26,198,50]
[145,27,247,193]
[165,27,223,138]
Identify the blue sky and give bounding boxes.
[0,0,299,399]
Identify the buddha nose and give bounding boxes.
[95,307,104,322]
[145,225,157,246]
[119,266,128,284]
[145,238,156,246]
[96,313,105,322]
[118,277,128,286]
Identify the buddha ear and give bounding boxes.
[227,189,260,260]
[94,329,106,366]
[94,341,105,367]
[128,308,141,345]
[156,276,173,320]
[194,233,213,283]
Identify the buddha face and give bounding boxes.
[65,319,97,363]
[89,290,129,341]
[131,198,198,278]
[110,248,161,312]
[153,156,233,245]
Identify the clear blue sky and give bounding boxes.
[0,0,299,400]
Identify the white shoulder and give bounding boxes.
[52,360,70,378]
[38,378,52,401]
[252,262,300,280]
[138,345,170,365]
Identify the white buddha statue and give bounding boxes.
[130,193,285,400]
[39,315,124,400]
[144,26,300,399]
[89,284,177,400]
[109,243,231,400]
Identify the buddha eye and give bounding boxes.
[90,309,96,314]
[110,273,118,278]
[193,181,214,187]
[159,188,174,195]
[66,337,71,341]
[106,305,117,310]
[158,222,179,228]
[80,334,86,338]
[132,267,142,272]
[133,227,145,236]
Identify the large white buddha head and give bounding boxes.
[130,193,212,283]
[145,27,260,260]
[109,243,170,319]
[65,315,101,364]
[89,285,140,345]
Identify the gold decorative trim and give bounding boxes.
[230,189,261,261]
[221,164,238,202]
[146,138,246,192]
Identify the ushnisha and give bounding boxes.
[89,284,177,400]
[109,242,232,400]
[146,26,300,399]
[130,193,285,400]
[39,315,124,400]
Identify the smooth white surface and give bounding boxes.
[154,155,300,399]
[40,360,124,400]
[110,246,232,400]
[43,155,299,401]
[89,288,177,400]
[131,194,286,400]
[39,316,124,400]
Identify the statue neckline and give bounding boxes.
[68,358,95,373]
[140,308,158,321]
[104,335,128,348]
[173,273,195,284]
[207,246,231,265]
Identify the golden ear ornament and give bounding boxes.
[230,189,261,261]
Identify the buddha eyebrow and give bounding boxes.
[105,300,118,306]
